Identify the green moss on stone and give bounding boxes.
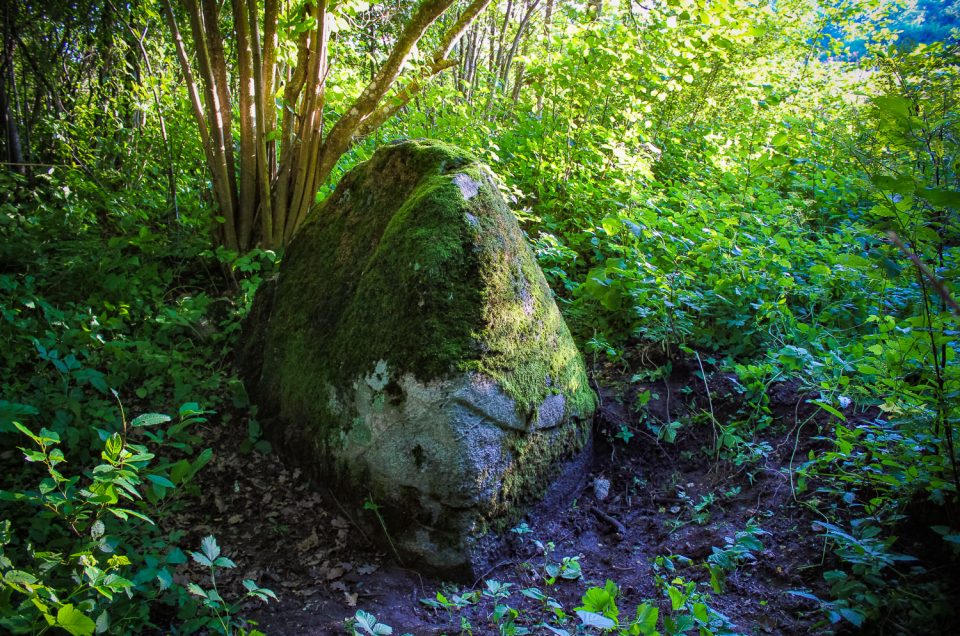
[252,137,594,457]
[489,417,592,530]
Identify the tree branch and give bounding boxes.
[888,231,960,316]
[322,0,459,156]
[356,0,492,139]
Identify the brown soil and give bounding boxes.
[167,358,908,635]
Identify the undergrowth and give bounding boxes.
[2,1,958,632]
[0,170,276,633]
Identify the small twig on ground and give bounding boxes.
[651,495,684,505]
[325,488,374,548]
[888,231,960,315]
[694,351,719,460]
[590,506,627,535]
[471,559,513,589]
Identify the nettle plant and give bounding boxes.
[0,402,273,634]
[411,522,764,635]
[184,535,277,635]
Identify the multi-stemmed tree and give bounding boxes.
[164,0,491,251]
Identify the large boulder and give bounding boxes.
[240,139,595,576]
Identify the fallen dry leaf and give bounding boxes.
[297,530,319,551]
[356,564,379,576]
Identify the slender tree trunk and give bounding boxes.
[0,71,23,173]
[232,0,257,248]
[500,0,541,91]
[109,1,178,218]
[180,0,240,249]
[2,2,24,174]
[167,0,491,251]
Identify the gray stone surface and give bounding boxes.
[240,140,595,577]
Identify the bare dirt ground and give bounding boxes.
[171,356,948,635]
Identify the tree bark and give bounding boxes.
[180,0,239,249]
[232,0,257,248]
[1,2,24,174]
[167,0,491,251]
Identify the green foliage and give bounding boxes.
[3,0,959,631]
[0,106,266,633]
[397,2,959,627]
[415,523,768,635]
[705,523,767,594]
[184,535,276,635]
[347,609,395,636]
[0,406,272,635]
[0,408,204,633]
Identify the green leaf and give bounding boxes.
[4,569,38,586]
[95,610,110,634]
[191,551,213,567]
[872,95,912,118]
[74,368,109,394]
[23,450,47,462]
[917,187,960,207]
[667,585,684,611]
[870,174,915,196]
[708,564,725,593]
[166,547,188,565]
[242,579,278,601]
[787,589,821,603]
[693,602,709,622]
[169,459,191,484]
[178,402,203,417]
[187,582,207,597]
[13,421,39,442]
[107,508,153,524]
[191,448,214,479]
[838,607,865,627]
[601,288,622,311]
[213,556,237,569]
[601,216,622,235]
[576,610,615,630]
[580,586,614,614]
[561,559,582,579]
[57,604,96,636]
[130,413,171,428]
[156,568,173,591]
[354,609,393,635]
[146,474,175,488]
[634,603,658,633]
[201,535,221,562]
[103,434,122,461]
[812,400,846,422]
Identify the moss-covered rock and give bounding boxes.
[241,139,595,576]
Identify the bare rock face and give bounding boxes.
[240,140,595,577]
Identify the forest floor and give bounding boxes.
[171,356,878,635]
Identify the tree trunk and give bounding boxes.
[167,0,491,252]
[2,2,24,174]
